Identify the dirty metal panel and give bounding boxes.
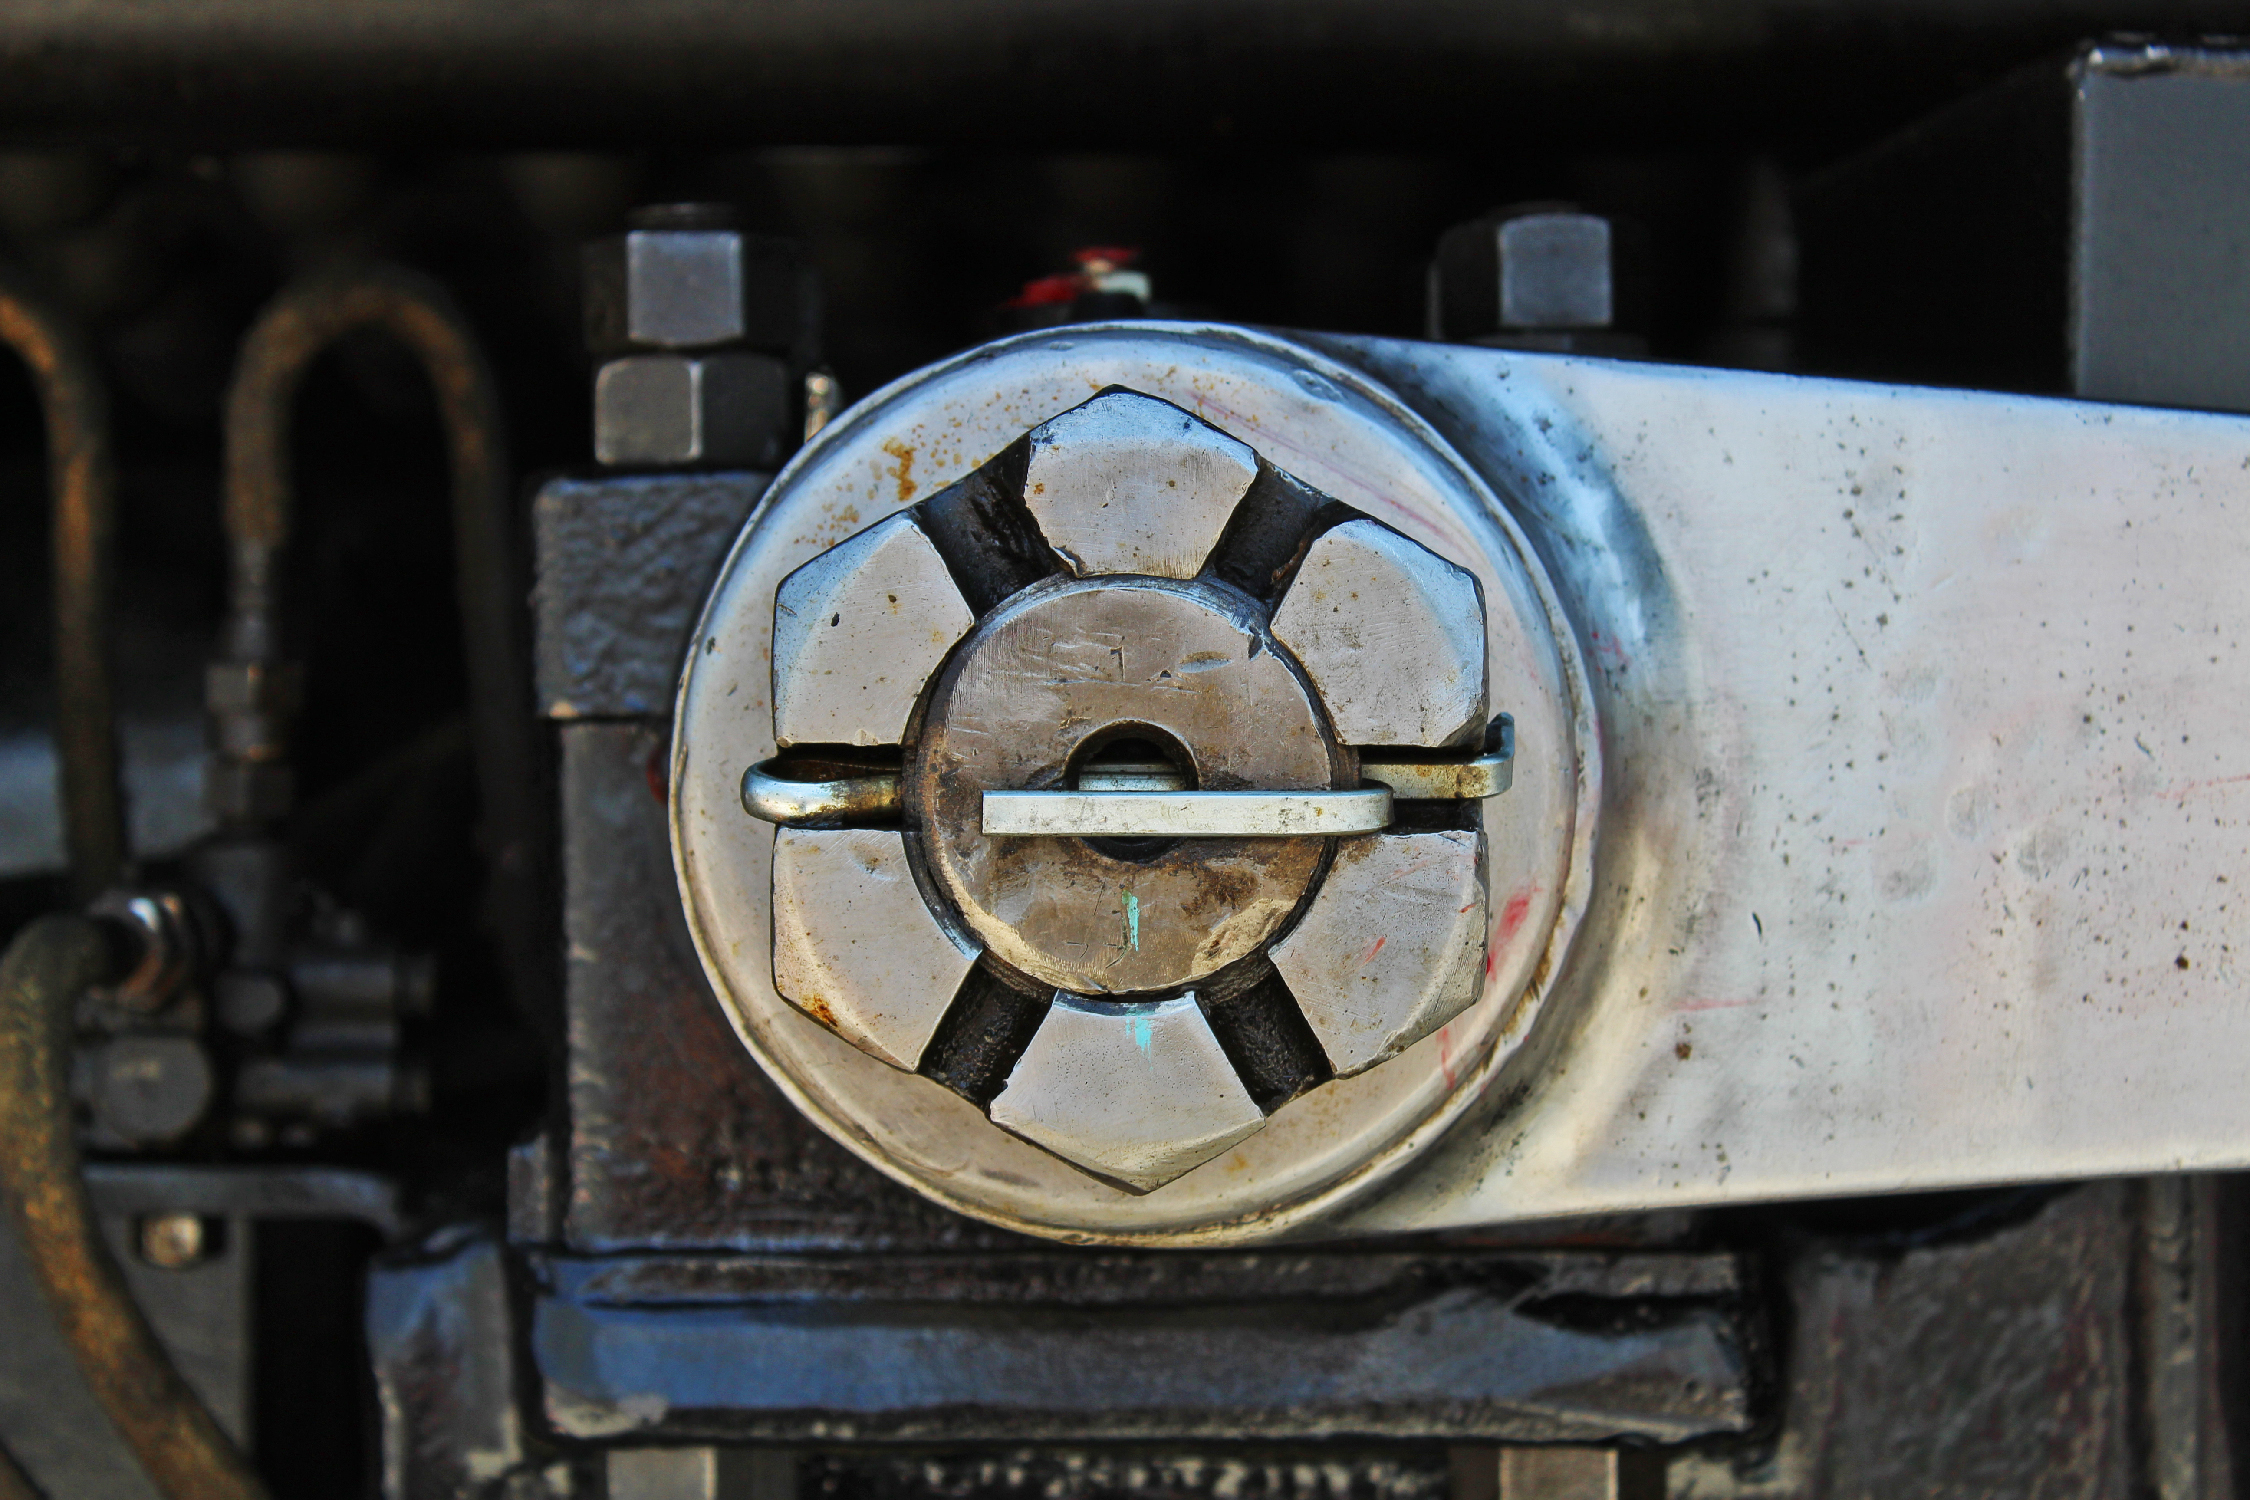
[1314,336,2250,1231]
[556,719,1014,1252]
[530,1248,1757,1444]
[533,471,768,720]
[1672,1183,2140,1498]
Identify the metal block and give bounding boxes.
[366,1228,530,1500]
[1800,42,2250,414]
[1669,1183,2140,1497]
[532,1248,1756,1445]
[532,471,767,720]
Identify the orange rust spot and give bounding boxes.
[880,438,918,503]
[799,995,837,1027]
[1675,1041,1693,1060]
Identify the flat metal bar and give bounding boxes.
[1313,333,2250,1232]
[983,788,1390,837]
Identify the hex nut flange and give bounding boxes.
[1269,829,1488,1075]
[772,828,980,1069]
[989,996,1266,1190]
[1271,518,1489,749]
[593,351,793,469]
[1021,389,1258,578]
[772,511,976,748]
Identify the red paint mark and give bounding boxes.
[2163,771,2250,800]
[644,744,670,803]
[1437,1024,1457,1089]
[1675,997,1754,1013]
[1587,627,1632,673]
[1485,948,1498,979]
[1498,887,1539,944]
[1359,935,1387,965]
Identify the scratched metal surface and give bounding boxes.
[669,322,1593,1245]
[1312,336,2250,1230]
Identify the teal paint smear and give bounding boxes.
[1132,1013,1153,1052]
[1123,891,1141,952]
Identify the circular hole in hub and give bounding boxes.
[1065,725,1197,862]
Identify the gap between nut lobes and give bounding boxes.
[739,717,1514,829]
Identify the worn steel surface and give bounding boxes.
[771,510,973,748]
[531,1247,1755,1444]
[533,471,767,721]
[1269,519,1488,749]
[1270,830,1488,1077]
[987,996,1268,1189]
[1304,334,2250,1230]
[673,322,1590,1244]
[910,575,1346,998]
[559,720,1010,1252]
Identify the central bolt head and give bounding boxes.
[906,574,1345,997]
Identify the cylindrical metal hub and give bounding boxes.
[670,322,1592,1243]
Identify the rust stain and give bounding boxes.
[880,438,918,504]
[798,994,837,1028]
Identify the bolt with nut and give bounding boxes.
[584,203,809,470]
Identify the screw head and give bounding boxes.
[137,1212,208,1270]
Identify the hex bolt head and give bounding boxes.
[593,350,794,469]
[1428,202,1647,353]
[582,208,805,355]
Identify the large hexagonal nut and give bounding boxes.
[582,210,804,355]
[593,351,793,469]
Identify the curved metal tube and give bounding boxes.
[0,916,266,1500]
[221,266,549,1013]
[0,275,124,901]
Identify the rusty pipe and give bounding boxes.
[0,275,125,902]
[218,265,550,1016]
[0,915,266,1500]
